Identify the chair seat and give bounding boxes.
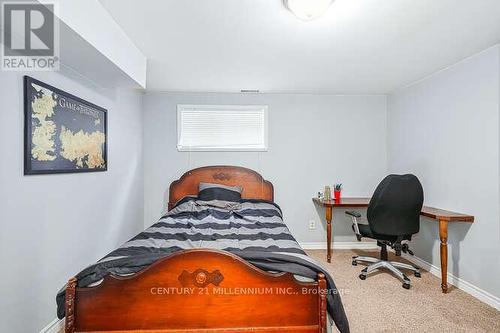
[355,224,411,242]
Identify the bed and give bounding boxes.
[59,166,349,333]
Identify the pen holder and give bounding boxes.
[334,190,341,202]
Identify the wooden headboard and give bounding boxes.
[168,166,274,210]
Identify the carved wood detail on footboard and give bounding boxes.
[65,249,327,333]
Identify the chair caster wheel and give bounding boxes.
[402,283,410,289]
[414,272,421,278]
[359,274,366,280]
[352,261,357,266]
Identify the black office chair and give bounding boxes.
[346,174,424,289]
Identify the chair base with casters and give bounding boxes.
[347,211,421,289]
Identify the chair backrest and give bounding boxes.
[367,174,424,236]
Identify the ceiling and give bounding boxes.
[99,0,500,94]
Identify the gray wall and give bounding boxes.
[143,92,387,243]
[0,70,144,332]
[3,45,499,332]
[387,45,500,299]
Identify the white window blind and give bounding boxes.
[177,105,268,151]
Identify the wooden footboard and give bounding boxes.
[65,249,327,333]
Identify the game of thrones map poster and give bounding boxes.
[24,76,107,175]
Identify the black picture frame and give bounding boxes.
[24,76,108,175]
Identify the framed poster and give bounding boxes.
[24,76,107,175]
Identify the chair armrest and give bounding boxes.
[345,210,362,218]
[345,211,362,241]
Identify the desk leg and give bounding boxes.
[326,206,332,263]
[439,219,449,293]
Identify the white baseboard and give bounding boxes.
[40,318,63,333]
[401,253,500,311]
[300,241,378,250]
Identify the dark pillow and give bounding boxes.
[198,182,242,202]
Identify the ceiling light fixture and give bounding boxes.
[284,0,333,21]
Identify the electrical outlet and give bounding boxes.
[308,220,316,230]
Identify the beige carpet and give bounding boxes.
[305,249,500,333]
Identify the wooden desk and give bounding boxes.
[312,197,474,293]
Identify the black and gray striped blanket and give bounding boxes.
[56,197,349,333]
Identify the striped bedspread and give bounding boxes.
[56,197,349,333]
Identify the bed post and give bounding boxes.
[65,277,77,333]
[318,273,327,333]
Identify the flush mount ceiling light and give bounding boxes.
[284,0,334,21]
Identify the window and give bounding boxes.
[177,105,268,151]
